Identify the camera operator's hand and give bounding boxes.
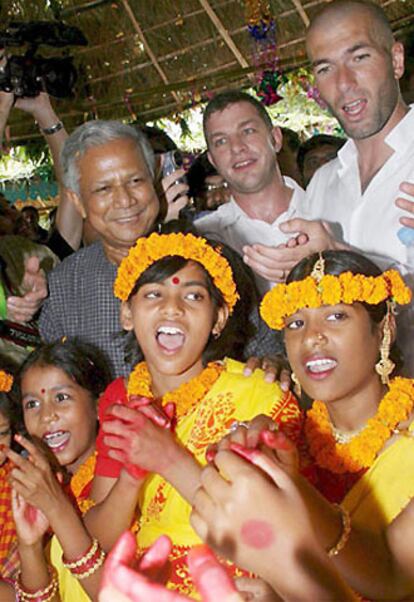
[0,90,14,147]
[14,91,57,129]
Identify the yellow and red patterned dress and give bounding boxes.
[0,462,17,579]
[96,358,302,598]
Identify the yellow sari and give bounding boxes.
[343,419,414,532]
[50,359,301,601]
[137,358,301,597]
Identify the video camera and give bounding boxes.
[0,21,88,98]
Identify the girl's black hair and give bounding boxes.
[124,220,257,366]
[0,392,18,434]
[286,250,403,374]
[17,338,112,402]
[0,357,23,448]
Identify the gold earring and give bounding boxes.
[291,371,301,397]
[375,314,395,385]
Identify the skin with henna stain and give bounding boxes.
[187,545,240,601]
[260,429,293,451]
[240,520,275,550]
[229,442,259,463]
[23,503,40,526]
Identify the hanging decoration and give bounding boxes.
[124,89,137,121]
[245,0,283,106]
[294,68,328,110]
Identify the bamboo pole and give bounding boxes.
[291,0,310,27]
[120,0,181,107]
[198,0,249,68]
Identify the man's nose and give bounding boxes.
[336,64,357,92]
[113,183,134,207]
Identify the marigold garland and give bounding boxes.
[70,452,97,501]
[260,269,412,330]
[305,377,414,474]
[114,233,239,313]
[127,361,224,419]
[0,371,13,393]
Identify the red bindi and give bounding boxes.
[41,388,45,394]
[172,276,180,285]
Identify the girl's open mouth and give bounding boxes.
[156,325,186,353]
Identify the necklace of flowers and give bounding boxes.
[70,451,97,501]
[127,361,224,419]
[305,377,414,474]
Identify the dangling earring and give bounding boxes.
[375,310,395,385]
[291,371,301,397]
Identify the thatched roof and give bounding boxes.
[2,0,414,143]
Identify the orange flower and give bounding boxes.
[114,233,239,313]
[0,371,13,393]
[305,378,414,474]
[127,361,224,419]
[260,268,412,331]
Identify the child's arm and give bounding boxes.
[8,438,104,602]
[12,489,60,602]
[0,580,16,602]
[85,470,143,551]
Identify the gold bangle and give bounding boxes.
[74,547,106,581]
[327,504,351,557]
[15,567,59,601]
[62,538,99,570]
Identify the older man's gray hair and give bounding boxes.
[61,120,156,195]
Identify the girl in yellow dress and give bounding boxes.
[191,249,414,600]
[86,231,301,599]
[7,339,112,601]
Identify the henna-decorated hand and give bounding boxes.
[11,488,49,547]
[99,530,243,602]
[102,404,180,477]
[191,447,315,589]
[207,420,299,475]
[6,435,65,518]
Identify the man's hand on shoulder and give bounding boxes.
[7,256,48,323]
[396,182,414,229]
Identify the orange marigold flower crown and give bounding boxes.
[260,254,412,330]
[0,370,13,393]
[114,232,240,313]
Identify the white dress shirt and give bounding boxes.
[195,176,306,295]
[302,106,414,272]
[301,106,414,376]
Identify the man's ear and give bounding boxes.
[212,304,230,338]
[207,149,217,171]
[391,41,405,81]
[120,301,134,331]
[66,189,87,220]
[271,126,283,153]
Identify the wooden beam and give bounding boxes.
[60,0,113,17]
[119,0,181,106]
[74,0,322,57]
[291,0,310,27]
[198,0,250,69]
